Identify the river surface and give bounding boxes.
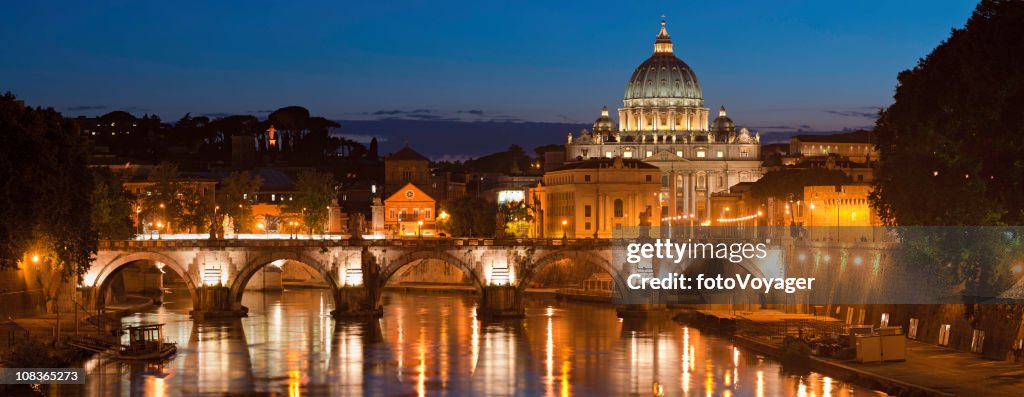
[59,288,884,396]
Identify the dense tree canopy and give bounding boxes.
[0,93,96,280]
[441,196,497,237]
[869,0,1024,303]
[90,167,135,240]
[286,170,336,234]
[870,0,1024,227]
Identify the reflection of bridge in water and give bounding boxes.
[83,234,898,319]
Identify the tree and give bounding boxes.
[442,196,497,237]
[0,92,96,281]
[217,171,263,234]
[870,0,1024,227]
[869,0,1024,304]
[141,163,183,233]
[498,200,534,237]
[90,167,136,239]
[286,170,335,234]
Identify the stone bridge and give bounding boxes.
[85,237,788,320]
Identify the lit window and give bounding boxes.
[646,151,653,158]
[696,151,706,158]
[741,150,749,158]
[716,151,724,158]
[605,151,613,158]
[623,151,633,158]
[676,150,683,157]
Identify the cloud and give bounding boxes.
[824,107,881,119]
[125,106,152,113]
[433,154,473,163]
[250,109,274,114]
[367,109,434,116]
[66,105,109,111]
[201,112,232,118]
[456,109,485,115]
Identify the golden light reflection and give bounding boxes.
[417,327,426,397]
[705,362,715,397]
[823,376,833,397]
[470,308,479,375]
[756,370,765,397]
[797,378,808,397]
[288,369,301,397]
[681,327,690,393]
[560,359,571,397]
[546,316,554,396]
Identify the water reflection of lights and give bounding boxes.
[470,306,479,375]
[756,370,765,397]
[797,378,808,397]
[288,369,301,397]
[546,315,554,396]
[823,376,833,397]
[417,327,427,397]
[681,327,690,393]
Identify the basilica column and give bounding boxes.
[618,109,627,131]
[705,170,713,221]
[682,172,690,216]
[653,109,660,132]
[669,171,677,219]
[668,109,676,132]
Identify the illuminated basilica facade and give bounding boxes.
[565,19,763,221]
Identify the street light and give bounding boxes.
[561,219,568,239]
[136,206,142,237]
[417,220,423,238]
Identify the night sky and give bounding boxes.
[2,1,978,157]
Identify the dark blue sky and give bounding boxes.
[2,1,978,155]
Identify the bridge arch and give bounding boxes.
[230,251,341,309]
[523,250,629,298]
[379,249,484,291]
[90,251,198,310]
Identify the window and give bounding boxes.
[389,209,396,219]
[857,175,864,182]
[908,318,919,339]
[857,309,866,325]
[614,199,624,218]
[623,151,633,158]
[676,150,683,157]
[425,209,431,219]
[584,205,592,217]
[971,329,985,353]
[939,324,951,346]
[605,151,613,158]
[845,307,854,325]
[696,150,706,158]
[646,151,653,158]
[880,313,890,327]
[645,175,653,182]
[716,151,724,158]
[585,222,591,230]
[741,150,749,158]
[585,175,591,182]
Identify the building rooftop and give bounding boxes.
[387,146,430,162]
[791,130,874,144]
[552,157,659,172]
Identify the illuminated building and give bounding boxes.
[384,182,437,237]
[565,19,763,222]
[530,157,662,238]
